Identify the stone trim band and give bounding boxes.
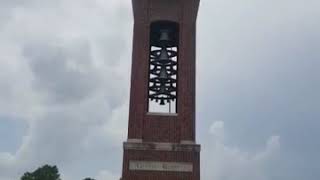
[124,141,201,152]
[129,161,193,172]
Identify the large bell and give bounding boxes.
[159,29,171,42]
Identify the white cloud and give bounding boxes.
[95,170,119,180]
[209,121,225,140]
[0,152,15,172]
[203,121,280,180]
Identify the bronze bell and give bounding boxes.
[160,99,165,105]
[159,65,168,80]
[159,29,171,42]
[159,84,166,105]
[159,48,169,61]
[159,83,166,94]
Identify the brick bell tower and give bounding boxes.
[121,0,200,180]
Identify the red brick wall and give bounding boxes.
[143,115,179,142]
[123,0,201,179]
[128,0,200,143]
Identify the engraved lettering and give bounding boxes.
[129,161,193,172]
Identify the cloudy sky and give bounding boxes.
[0,0,319,179]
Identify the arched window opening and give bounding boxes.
[148,21,179,114]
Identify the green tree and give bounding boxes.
[21,164,61,180]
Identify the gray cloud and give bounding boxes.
[0,0,131,179]
[202,121,280,180]
[0,0,319,180]
[23,39,102,104]
[197,0,320,179]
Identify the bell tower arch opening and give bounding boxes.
[148,21,179,114]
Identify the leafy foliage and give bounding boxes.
[21,165,61,180]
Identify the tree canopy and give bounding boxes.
[21,165,61,180]
[20,164,97,180]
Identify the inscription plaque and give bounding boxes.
[129,161,193,172]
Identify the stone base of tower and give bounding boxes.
[120,140,200,180]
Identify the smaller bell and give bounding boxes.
[159,66,168,80]
[159,48,169,61]
[160,99,165,105]
[159,83,166,94]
